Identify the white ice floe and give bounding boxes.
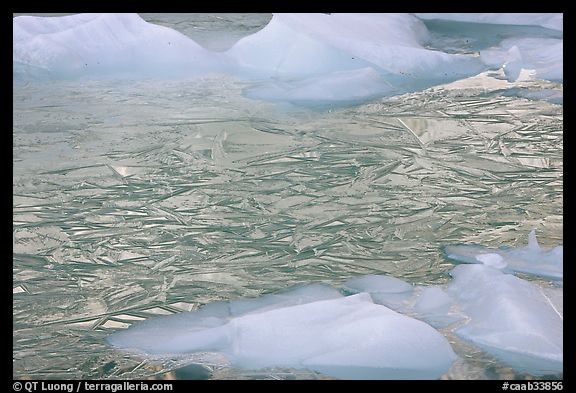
[108,289,457,380]
[230,13,484,103]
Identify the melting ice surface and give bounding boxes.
[445,230,563,280]
[13,13,563,105]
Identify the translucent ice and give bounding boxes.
[480,38,563,82]
[344,276,462,328]
[413,287,460,328]
[444,230,563,280]
[109,290,457,379]
[448,264,563,375]
[342,274,414,311]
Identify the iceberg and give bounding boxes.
[108,290,457,380]
[444,230,563,280]
[227,13,478,78]
[448,264,563,375]
[13,13,224,80]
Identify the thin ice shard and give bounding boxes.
[444,230,562,280]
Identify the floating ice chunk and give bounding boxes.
[448,264,563,375]
[444,230,563,280]
[227,293,456,379]
[109,291,456,379]
[13,13,223,80]
[480,38,563,82]
[226,14,374,79]
[228,13,484,104]
[13,12,486,104]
